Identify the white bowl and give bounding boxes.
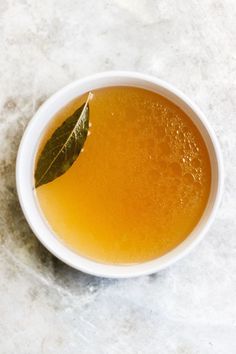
[16,71,223,278]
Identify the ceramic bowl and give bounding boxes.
[16,71,223,278]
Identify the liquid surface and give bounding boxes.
[35,87,211,264]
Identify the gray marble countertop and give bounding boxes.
[0,1,236,353]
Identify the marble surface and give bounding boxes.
[0,0,236,353]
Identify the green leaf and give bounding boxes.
[34,92,92,188]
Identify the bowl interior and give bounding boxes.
[16,72,223,278]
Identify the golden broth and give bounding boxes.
[35,86,211,264]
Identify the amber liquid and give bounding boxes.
[35,87,211,264]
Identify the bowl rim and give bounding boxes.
[16,71,224,278]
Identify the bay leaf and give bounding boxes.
[34,92,92,188]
